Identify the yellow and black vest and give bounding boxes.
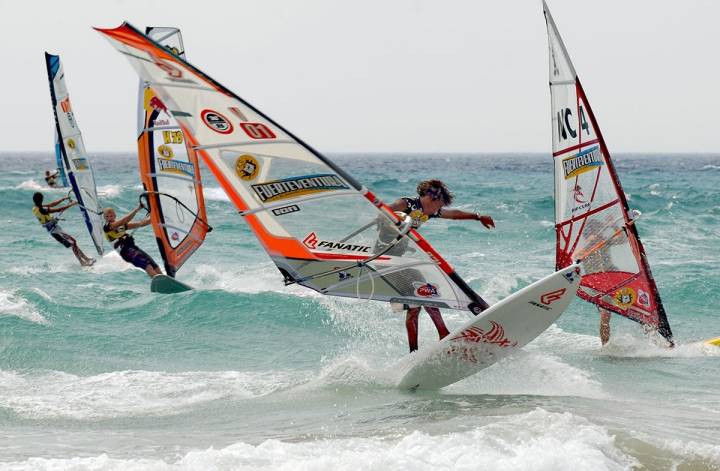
[32,205,56,231]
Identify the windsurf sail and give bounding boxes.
[542,2,673,344]
[53,130,69,187]
[96,23,489,313]
[137,27,210,277]
[45,52,104,255]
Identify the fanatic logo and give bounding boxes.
[303,232,318,249]
[540,288,566,305]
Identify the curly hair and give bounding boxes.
[416,179,454,206]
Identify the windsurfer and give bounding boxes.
[581,218,622,345]
[45,170,60,188]
[32,192,95,266]
[102,204,162,277]
[385,180,495,352]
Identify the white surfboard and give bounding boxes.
[396,264,581,390]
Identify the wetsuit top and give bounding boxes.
[103,223,133,250]
[32,205,57,231]
[45,175,58,187]
[401,197,442,229]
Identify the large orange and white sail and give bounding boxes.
[96,23,489,313]
[543,2,673,344]
[137,27,210,277]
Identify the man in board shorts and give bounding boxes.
[103,204,162,278]
[32,192,95,266]
[383,180,495,352]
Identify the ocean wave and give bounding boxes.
[597,331,720,358]
[203,187,231,202]
[0,409,638,470]
[0,369,298,421]
[0,291,48,325]
[96,184,122,198]
[446,347,607,399]
[10,179,64,192]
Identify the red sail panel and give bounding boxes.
[543,1,673,343]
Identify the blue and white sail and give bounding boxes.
[45,52,104,255]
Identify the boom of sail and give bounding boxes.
[96,23,488,313]
[543,1,673,344]
[137,27,210,277]
[45,52,104,255]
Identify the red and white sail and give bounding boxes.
[543,1,673,344]
[96,23,489,313]
[137,27,210,278]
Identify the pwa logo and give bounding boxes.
[303,232,318,249]
[540,288,566,305]
[413,282,440,298]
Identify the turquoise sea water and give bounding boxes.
[1,152,719,470]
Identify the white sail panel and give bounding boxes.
[45,53,104,255]
[96,23,489,313]
[543,1,673,343]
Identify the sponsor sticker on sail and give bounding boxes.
[251,174,349,203]
[562,145,603,179]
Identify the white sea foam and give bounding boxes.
[91,250,137,274]
[96,184,122,198]
[447,348,606,399]
[0,369,296,421]
[0,291,48,325]
[0,409,638,470]
[189,263,311,298]
[15,179,44,190]
[598,331,720,358]
[7,251,130,276]
[203,187,231,202]
[701,164,720,170]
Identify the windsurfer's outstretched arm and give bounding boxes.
[439,208,495,228]
[105,204,142,231]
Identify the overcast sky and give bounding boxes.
[1,0,718,153]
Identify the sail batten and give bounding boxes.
[98,22,489,313]
[543,2,673,343]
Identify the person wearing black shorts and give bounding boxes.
[102,204,162,278]
[32,192,95,266]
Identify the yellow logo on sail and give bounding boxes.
[614,287,636,308]
[235,155,260,181]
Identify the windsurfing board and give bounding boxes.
[150,274,193,294]
[396,264,581,390]
[687,337,720,348]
